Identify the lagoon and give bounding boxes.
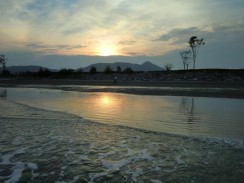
[1,87,244,140]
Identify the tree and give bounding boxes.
[164,63,173,71]
[58,68,74,78]
[180,50,192,70]
[188,36,205,69]
[123,67,134,74]
[37,68,51,78]
[90,66,97,74]
[0,54,7,70]
[104,65,113,74]
[116,65,122,73]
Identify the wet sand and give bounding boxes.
[1,78,244,98]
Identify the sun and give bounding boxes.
[97,41,119,56]
[99,47,114,56]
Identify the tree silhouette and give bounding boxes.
[104,65,113,74]
[116,65,122,73]
[164,63,173,71]
[180,50,192,70]
[90,66,97,74]
[0,54,7,70]
[124,67,134,74]
[188,36,205,69]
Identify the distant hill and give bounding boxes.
[0,66,57,73]
[0,61,163,74]
[80,61,163,72]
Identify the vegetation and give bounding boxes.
[0,54,11,76]
[116,66,122,73]
[180,50,192,70]
[164,63,173,71]
[36,68,52,78]
[89,66,97,74]
[123,67,134,74]
[188,36,205,69]
[104,65,113,74]
[0,54,6,71]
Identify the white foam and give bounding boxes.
[132,168,144,182]
[176,155,185,165]
[102,149,154,172]
[4,161,25,183]
[154,167,161,171]
[50,171,56,175]
[80,155,89,160]
[98,151,115,159]
[102,159,130,170]
[12,137,25,145]
[27,163,38,170]
[1,148,26,164]
[89,172,108,183]
[127,148,154,161]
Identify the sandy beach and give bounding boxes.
[1,78,244,98]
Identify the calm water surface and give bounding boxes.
[1,87,244,140]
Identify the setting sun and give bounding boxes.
[96,40,119,56]
[99,47,114,56]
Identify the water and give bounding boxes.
[0,99,244,182]
[1,87,244,140]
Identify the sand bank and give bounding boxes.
[1,78,244,98]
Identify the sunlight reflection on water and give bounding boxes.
[1,87,244,140]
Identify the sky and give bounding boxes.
[0,0,244,70]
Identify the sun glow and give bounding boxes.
[96,39,119,56]
[99,47,115,56]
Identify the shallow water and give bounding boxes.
[1,87,244,140]
[0,99,243,183]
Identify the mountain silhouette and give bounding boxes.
[80,61,163,72]
[0,66,57,73]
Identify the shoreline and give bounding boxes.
[1,99,244,182]
[1,78,244,98]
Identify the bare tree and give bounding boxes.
[164,63,173,71]
[188,36,205,69]
[0,54,7,70]
[180,50,192,70]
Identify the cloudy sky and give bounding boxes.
[0,0,244,69]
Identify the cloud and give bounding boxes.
[22,41,86,53]
[154,27,202,43]
[1,0,244,69]
[118,40,136,46]
[154,22,244,47]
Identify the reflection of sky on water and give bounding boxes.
[2,87,244,140]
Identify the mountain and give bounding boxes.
[1,62,163,74]
[80,61,163,72]
[0,66,57,73]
